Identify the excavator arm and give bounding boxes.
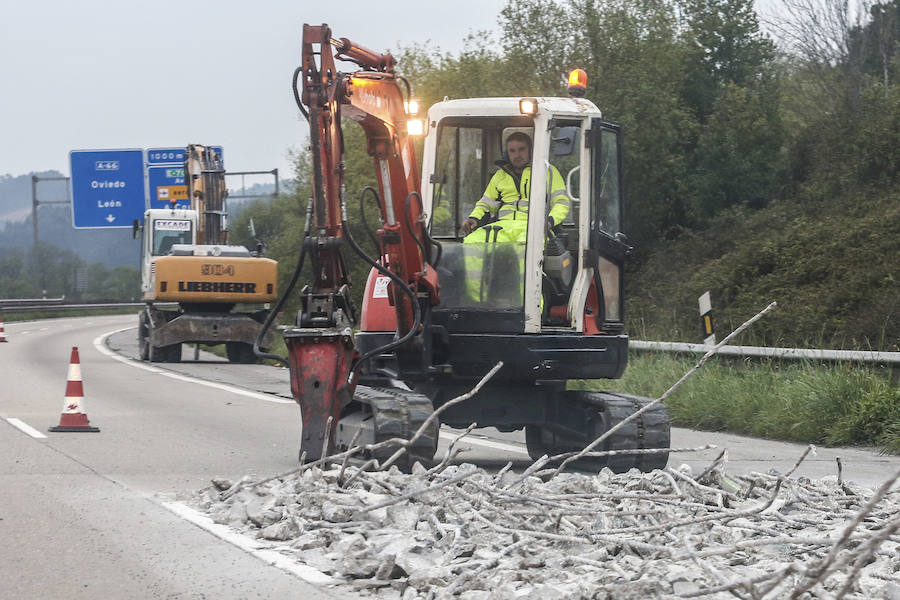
[286,24,439,461]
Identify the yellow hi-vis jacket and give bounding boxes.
[468,163,570,228]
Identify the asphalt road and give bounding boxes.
[104,315,900,487]
[2,314,898,598]
[1,314,349,599]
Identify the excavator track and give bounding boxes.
[336,385,439,471]
[526,390,670,473]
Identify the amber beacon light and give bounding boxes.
[567,69,588,97]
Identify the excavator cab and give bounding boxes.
[421,98,628,337]
[352,96,667,472]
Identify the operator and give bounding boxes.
[459,132,570,306]
[459,131,570,243]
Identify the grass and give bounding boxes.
[573,352,900,454]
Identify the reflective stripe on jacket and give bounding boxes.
[469,164,570,225]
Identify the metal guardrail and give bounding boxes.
[2,299,897,367]
[0,302,176,314]
[0,296,66,306]
[630,340,900,365]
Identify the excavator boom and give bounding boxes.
[285,24,439,461]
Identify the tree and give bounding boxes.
[499,0,573,94]
[567,0,698,244]
[681,0,778,121]
[680,0,783,219]
[770,0,876,117]
[850,0,899,90]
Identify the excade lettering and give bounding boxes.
[177,281,257,293]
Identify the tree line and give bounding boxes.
[227,0,900,349]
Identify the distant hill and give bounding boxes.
[626,183,900,351]
[0,171,67,224]
[0,205,141,268]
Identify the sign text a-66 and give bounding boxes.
[201,264,236,276]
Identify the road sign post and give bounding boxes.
[69,149,146,229]
[699,291,715,345]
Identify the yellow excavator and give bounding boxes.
[134,144,278,362]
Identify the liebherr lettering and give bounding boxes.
[177,281,258,293]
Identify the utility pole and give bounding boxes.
[31,174,71,289]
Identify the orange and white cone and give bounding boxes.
[0,317,7,342]
[49,347,100,432]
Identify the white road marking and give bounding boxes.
[161,501,336,585]
[96,328,529,453]
[93,328,293,404]
[39,327,48,331]
[6,418,47,439]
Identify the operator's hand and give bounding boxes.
[460,217,478,236]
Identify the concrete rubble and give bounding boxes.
[189,447,900,599]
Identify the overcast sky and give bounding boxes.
[0,0,509,181]
[1,0,784,182]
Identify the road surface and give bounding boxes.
[2,314,897,598]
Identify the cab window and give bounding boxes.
[152,220,192,255]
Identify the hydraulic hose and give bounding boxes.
[358,185,384,255]
[253,199,314,364]
[413,190,443,268]
[343,190,421,383]
[404,191,430,268]
[292,66,310,122]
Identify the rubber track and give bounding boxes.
[594,392,671,472]
[578,392,639,473]
[354,386,439,469]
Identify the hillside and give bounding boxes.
[626,183,900,351]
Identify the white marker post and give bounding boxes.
[699,291,715,345]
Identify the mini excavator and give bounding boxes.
[275,24,670,471]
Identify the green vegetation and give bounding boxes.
[230,0,900,353]
[576,353,900,453]
[223,0,900,449]
[0,243,141,303]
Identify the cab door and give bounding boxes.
[588,120,629,332]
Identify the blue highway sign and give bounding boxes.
[146,147,187,165]
[70,149,146,229]
[148,165,189,209]
[147,146,223,165]
[146,146,223,210]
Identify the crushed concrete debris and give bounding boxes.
[188,450,900,599]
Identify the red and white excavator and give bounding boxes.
[268,23,670,471]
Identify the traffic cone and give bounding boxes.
[49,347,100,432]
[0,317,7,342]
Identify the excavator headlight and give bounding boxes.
[407,118,424,136]
[404,99,420,115]
[567,69,588,97]
[519,98,538,115]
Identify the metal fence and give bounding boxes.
[0,300,174,314]
[630,340,900,366]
